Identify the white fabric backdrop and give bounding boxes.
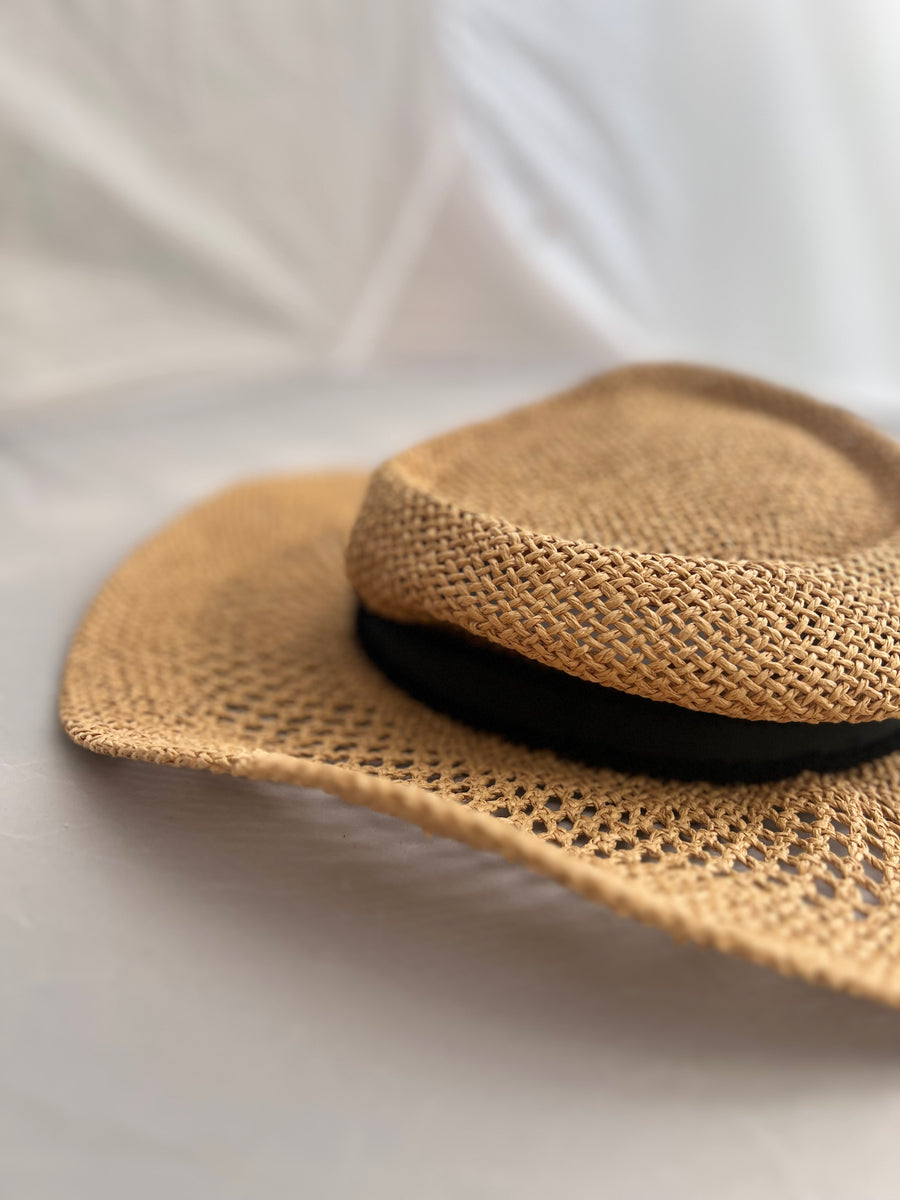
[7,7,900,1196]
[3,0,900,414]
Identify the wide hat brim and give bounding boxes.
[60,472,900,1006]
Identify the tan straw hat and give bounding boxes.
[61,363,900,1006]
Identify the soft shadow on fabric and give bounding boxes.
[63,739,900,1080]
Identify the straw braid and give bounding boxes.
[348,365,900,723]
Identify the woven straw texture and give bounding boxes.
[348,364,900,723]
[60,365,900,1005]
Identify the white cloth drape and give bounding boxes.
[3,0,899,415]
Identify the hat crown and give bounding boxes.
[346,364,900,723]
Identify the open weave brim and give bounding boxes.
[61,473,900,1006]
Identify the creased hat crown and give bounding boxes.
[347,363,900,724]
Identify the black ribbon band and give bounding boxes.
[356,605,900,784]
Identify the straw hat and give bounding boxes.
[61,363,900,1005]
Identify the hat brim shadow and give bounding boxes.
[63,737,900,1090]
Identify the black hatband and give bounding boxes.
[356,606,900,784]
